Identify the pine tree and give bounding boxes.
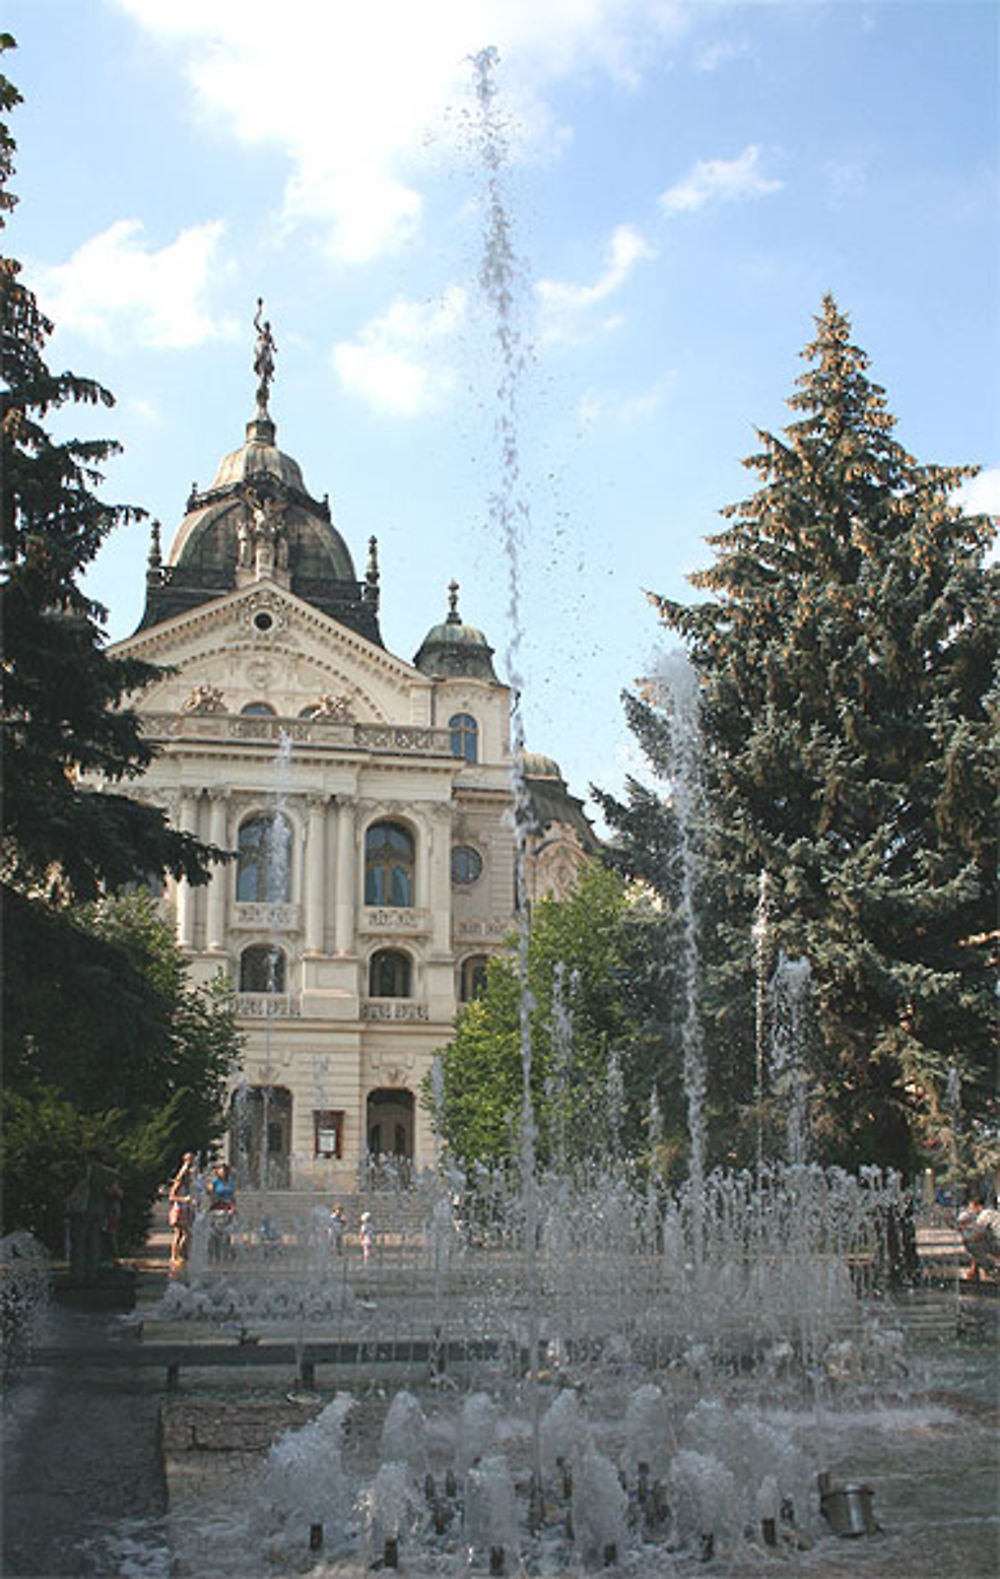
[0,41,237,1247]
[610,297,998,1174]
[1,38,218,901]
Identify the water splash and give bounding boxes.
[469,42,543,1505]
[752,869,771,1168]
[769,953,812,1166]
[650,648,708,1256]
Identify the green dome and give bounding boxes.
[520,751,563,782]
[413,582,498,682]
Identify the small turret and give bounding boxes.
[413,582,498,682]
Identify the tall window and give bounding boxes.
[449,713,478,764]
[369,949,411,998]
[237,813,293,902]
[364,821,414,907]
[460,954,489,1002]
[240,944,286,993]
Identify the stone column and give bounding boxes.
[416,812,432,917]
[333,796,357,956]
[176,789,200,949]
[205,786,230,952]
[305,794,328,954]
[428,803,453,954]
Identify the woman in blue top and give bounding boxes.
[207,1162,236,1210]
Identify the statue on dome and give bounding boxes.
[244,485,289,579]
[253,298,277,414]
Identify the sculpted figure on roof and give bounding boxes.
[253,298,277,414]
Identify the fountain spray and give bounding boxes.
[469,43,543,1519]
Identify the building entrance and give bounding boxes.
[366,1088,415,1163]
[231,1084,292,1189]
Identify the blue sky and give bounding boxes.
[6,1,998,825]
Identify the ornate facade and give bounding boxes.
[102,331,594,1189]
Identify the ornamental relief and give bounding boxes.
[182,683,228,714]
[369,1049,415,1075]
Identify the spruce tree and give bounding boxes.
[606,297,998,1175]
[1,38,218,901]
[0,41,236,1247]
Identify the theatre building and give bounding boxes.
[101,339,595,1190]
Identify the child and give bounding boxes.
[359,1210,374,1265]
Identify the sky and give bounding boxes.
[5,0,999,828]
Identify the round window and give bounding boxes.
[253,611,274,632]
[451,845,483,885]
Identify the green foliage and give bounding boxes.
[1,39,221,903]
[0,46,241,1253]
[603,295,999,1174]
[431,865,674,1171]
[2,894,242,1251]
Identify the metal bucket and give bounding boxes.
[820,1480,878,1538]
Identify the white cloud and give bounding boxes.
[31,219,235,349]
[660,144,782,217]
[332,286,468,416]
[954,467,1000,519]
[694,38,750,73]
[576,371,674,427]
[114,0,690,263]
[537,223,655,345]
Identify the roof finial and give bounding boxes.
[447,579,461,624]
[148,519,162,570]
[365,536,380,610]
[253,297,277,418]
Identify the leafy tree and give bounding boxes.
[432,865,650,1170]
[596,725,759,1177]
[1,893,242,1252]
[603,296,998,1176]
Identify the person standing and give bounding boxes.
[168,1153,198,1270]
[67,1151,120,1286]
[359,1210,374,1266]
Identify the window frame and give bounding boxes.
[368,948,412,999]
[239,943,287,993]
[364,820,415,908]
[448,712,479,764]
[236,811,293,903]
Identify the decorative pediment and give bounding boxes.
[111,581,431,729]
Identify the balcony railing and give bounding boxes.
[360,999,430,1023]
[231,902,301,932]
[233,993,301,1018]
[140,713,453,757]
[359,907,430,936]
[453,915,511,942]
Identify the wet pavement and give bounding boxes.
[2,1280,170,1577]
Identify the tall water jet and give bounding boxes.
[752,869,771,1169]
[652,648,708,1261]
[769,952,812,1166]
[469,43,543,1511]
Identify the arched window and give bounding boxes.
[460,954,489,1003]
[369,949,411,998]
[449,713,478,764]
[364,821,414,907]
[451,845,483,885]
[236,813,293,902]
[240,944,286,993]
[241,701,276,716]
